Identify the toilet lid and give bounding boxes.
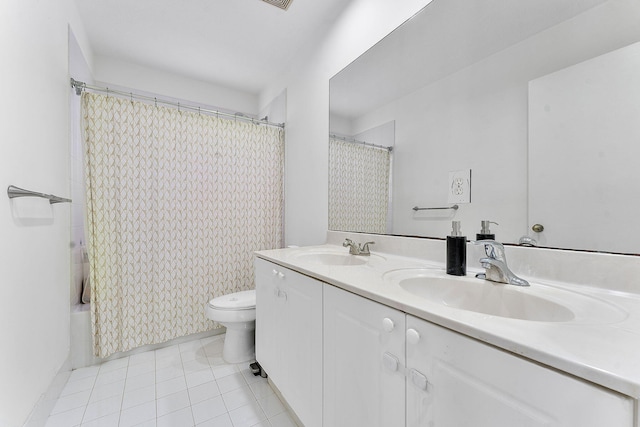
[208,290,256,311]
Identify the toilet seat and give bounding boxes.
[208,290,255,311]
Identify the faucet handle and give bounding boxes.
[360,241,375,254]
[472,239,506,261]
[342,238,354,247]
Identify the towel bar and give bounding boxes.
[7,185,72,204]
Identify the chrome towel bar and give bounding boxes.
[413,204,459,211]
[7,185,71,204]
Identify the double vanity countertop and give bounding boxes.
[256,242,640,399]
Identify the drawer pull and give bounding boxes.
[382,352,399,372]
[409,368,428,390]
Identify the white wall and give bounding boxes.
[260,0,433,247]
[0,1,91,426]
[93,56,260,117]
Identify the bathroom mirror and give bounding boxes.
[329,0,640,254]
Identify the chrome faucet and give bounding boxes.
[474,240,529,287]
[343,238,375,255]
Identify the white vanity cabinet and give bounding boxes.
[406,315,634,427]
[323,284,406,427]
[254,258,323,427]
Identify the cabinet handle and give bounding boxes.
[409,368,429,391]
[382,317,395,332]
[406,328,421,345]
[272,269,278,276]
[382,352,399,372]
[278,272,285,279]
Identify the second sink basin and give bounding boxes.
[384,269,626,323]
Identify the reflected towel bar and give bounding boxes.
[413,205,459,211]
[7,185,72,204]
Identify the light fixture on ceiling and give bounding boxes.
[261,0,293,11]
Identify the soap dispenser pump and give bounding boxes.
[446,221,466,276]
[476,220,498,241]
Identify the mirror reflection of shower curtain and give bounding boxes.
[328,137,391,234]
[82,92,284,358]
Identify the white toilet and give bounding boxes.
[205,290,256,363]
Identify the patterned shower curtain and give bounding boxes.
[82,92,284,358]
[328,137,390,234]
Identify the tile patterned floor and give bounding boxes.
[44,334,297,427]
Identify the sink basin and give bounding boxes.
[384,269,626,323]
[291,249,385,266]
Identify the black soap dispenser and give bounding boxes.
[476,220,498,241]
[446,221,466,276]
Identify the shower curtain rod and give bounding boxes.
[330,133,393,152]
[70,78,285,129]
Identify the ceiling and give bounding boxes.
[74,0,352,95]
[330,0,609,120]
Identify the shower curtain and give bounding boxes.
[328,137,390,234]
[82,92,284,358]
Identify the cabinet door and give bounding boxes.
[324,284,405,427]
[406,315,633,427]
[278,265,323,427]
[254,258,323,427]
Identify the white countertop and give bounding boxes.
[256,243,640,399]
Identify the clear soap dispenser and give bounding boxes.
[446,221,466,276]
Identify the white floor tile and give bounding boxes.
[258,393,286,418]
[155,364,184,383]
[119,400,156,427]
[268,411,297,427]
[196,412,233,427]
[211,363,238,379]
[156,406,194,427]
[155,345,180,360]
[227,400,267,427]
[82,395,122,423]
[125,370,156,392]
[156,375,187,398]
[44,406,85,427]
[88,380,125,403]
[186,368,215,388]
[61,376,96,397]
[98,357,129,374]
[80,412,120,427]
[128,350,156,367]
[50,389,91,415]
[94,367,128,387]
[249,380,275,401]
[216,372,246,394]
[183,357,211,374]
[188,380,221,405]
[122,384,156,410]
[68,365,100,383]
[127,361,156,378]
[240,366,263,385]
[191,396,227,425]
[44,333,294,427]
[156,389,190,417]
[222,385,256,412]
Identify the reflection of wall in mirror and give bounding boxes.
[529,41,640,254]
